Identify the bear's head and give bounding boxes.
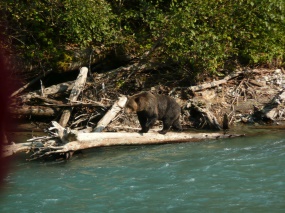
[124,96,139,114]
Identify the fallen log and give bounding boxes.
[7,122,50,132]
[93,95,127,132]
[2,141,45,158]
[9,105,60,117]
[59,67,88,127]
[169,70,243,95]
[2,130,244,159]
[10,69,53,97]
[19,81,75,103]
[34,96,106,108]
[191,71,243,92]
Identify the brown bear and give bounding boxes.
[124,91,182,134]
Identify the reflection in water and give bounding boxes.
[1,130,285,212]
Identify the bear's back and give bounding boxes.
[155,94,181,119]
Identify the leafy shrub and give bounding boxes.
[1,0,285,79]
[1,0,117,74]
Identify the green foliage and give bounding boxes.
[62,0,116,46]
[1,0,117,73]
[1,0,285,78]
[136,0,285,74]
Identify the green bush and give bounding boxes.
[124,0,285,74]
[1,0,285,79]
[1,0,117,73]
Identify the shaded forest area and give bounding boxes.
[1,1,285,80]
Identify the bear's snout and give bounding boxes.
[124,107,133,114]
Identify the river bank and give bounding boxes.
[8,67,285,135]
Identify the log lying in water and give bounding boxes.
[2,130,244,159]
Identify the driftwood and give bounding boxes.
[187,101,222,130]
[19,81,74,103]
[93,96,127,132]
[253,89,285,121]
[2,141,45,158]
[59,67,88,127]
[9,105,60,117]
[101,62,148,79]
[2,121,244,159]
[34,96,106,108]
[11,69,53,97]
[9,100,105,118]
[190,71,243,92]
[169,70,243,95]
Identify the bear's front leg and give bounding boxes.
[137,112,149,133]
[145,114,158,129]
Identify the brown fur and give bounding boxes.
[125,91,182,134]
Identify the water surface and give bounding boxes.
[1,129,285,212]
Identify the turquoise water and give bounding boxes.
[1,130,285,213]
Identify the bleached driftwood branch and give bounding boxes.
[59,67,88,127]
[19,81,74,103]
[93,95,127,132]
[169,71,243,95]
[189,71,243,92]
[2,121,244,160]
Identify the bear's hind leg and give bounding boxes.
[159,118,172,134]
[172,118,182,132]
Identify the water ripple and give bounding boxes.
[1,131,285,212]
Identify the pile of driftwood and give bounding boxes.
[4,66,285,160]
[4,67,248,160]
